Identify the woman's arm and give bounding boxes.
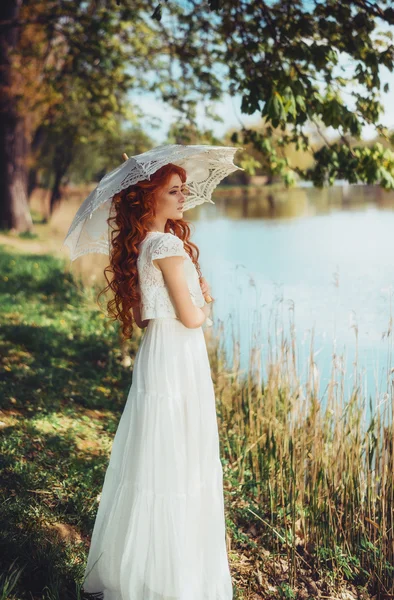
[154,255,207,329]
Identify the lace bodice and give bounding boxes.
[137,232,205,321]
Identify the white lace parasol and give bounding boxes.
[62,143,243,261]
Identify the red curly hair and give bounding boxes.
[97,163,203,340]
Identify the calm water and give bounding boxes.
[191,188,394,405]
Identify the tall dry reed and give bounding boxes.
[209,297,394,595]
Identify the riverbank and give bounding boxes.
[0,217,392,599]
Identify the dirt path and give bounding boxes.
[0,231,65,257]
[0,235,49,255]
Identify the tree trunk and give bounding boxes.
[0,0,33,232]
[28,167,38,198]
[28,124,46,198]
[49,139,75,215]
[49,168,64,215]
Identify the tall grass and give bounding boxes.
[210,295,394,595]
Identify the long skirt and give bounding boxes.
[82,316,233,600]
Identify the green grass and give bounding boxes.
[0,246,141,599]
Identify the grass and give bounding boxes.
[1,203,393,599]
[0,245,142,599]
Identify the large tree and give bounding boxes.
[150,0,394,187]
[0,0,33,232]
[0,0,159,230]
[0,0,222,230]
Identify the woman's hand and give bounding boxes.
[199,276,213,300]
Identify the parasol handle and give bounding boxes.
[121,150,213,305]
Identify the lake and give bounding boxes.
[191,184,394,407]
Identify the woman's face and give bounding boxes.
[154,173,187,221]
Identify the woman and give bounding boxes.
[82,162,233,599]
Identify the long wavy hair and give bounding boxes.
[97,163,203,340]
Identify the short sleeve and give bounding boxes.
[151,234,187,264]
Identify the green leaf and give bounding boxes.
[151,4,162,21]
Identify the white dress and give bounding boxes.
[82,231,233,600]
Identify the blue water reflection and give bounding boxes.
[194,202,394,408]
